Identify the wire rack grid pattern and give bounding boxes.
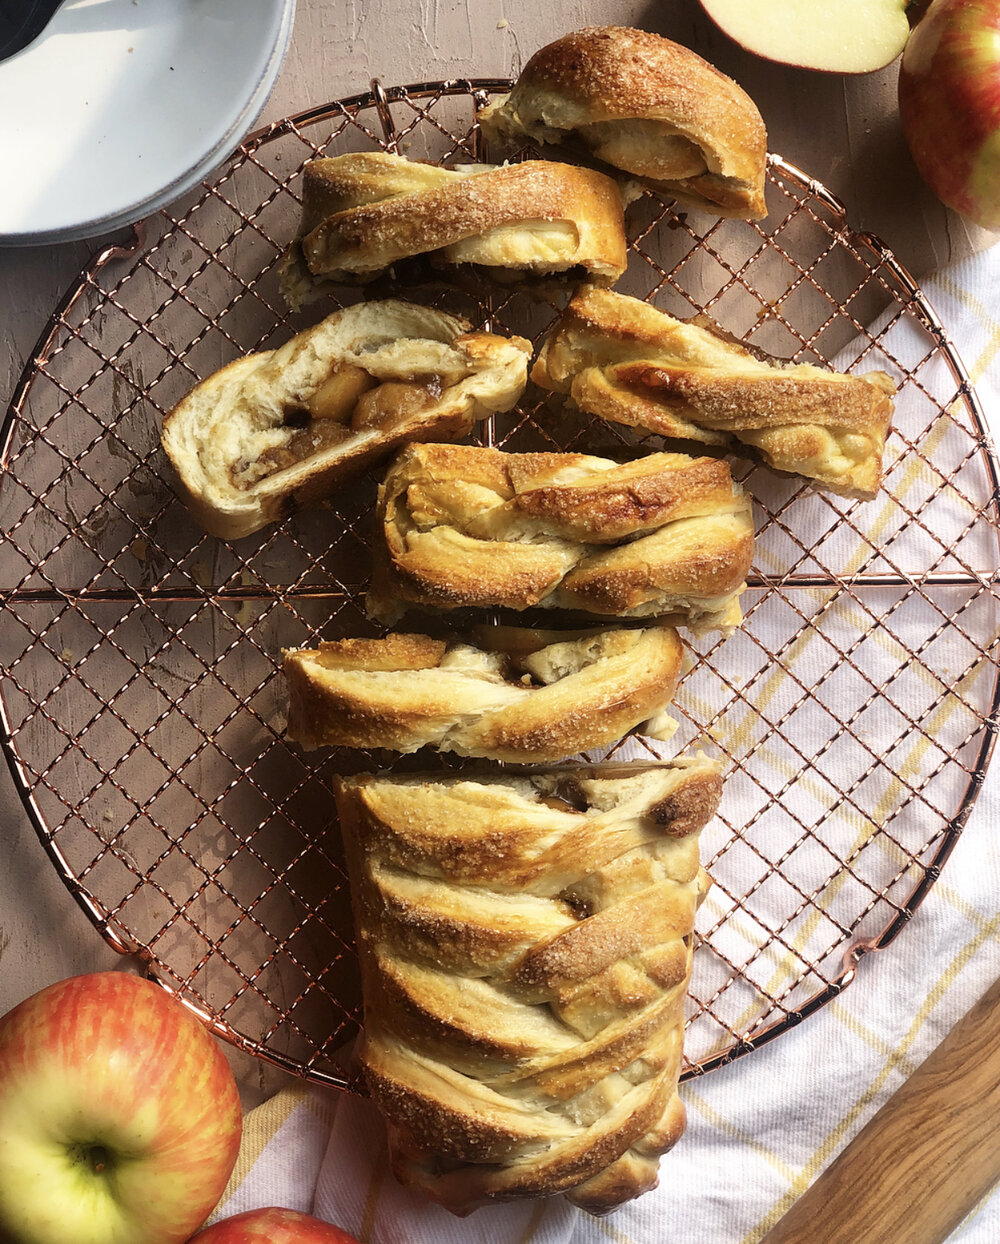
[2,79,1000,1086]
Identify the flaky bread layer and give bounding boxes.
[283,623,684,762]
[533,284,895,497]
[280,152,627,307]
[161,300,530,539]
[368,441,754,631]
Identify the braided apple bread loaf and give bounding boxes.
[334,755,722,1213]
[283,623,683,762]
[368,442,754,632]
[533,284,896,497]
[279,152,628,308]
[161,300,530,539]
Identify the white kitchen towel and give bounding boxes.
[212,244,1000,1244]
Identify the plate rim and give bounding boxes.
[0,0,296,247]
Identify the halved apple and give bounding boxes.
[699,0,911,74]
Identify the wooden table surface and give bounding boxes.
[0,0,994,1111]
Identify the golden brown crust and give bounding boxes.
[334,756,722,1212]
[533,284,896,497]
[161,300,531,539]
[368,442,754,631]
[279,152,628,308]
[283,623,684,762]
[479,26,767,219]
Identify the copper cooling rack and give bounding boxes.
[3,80,1000,1087]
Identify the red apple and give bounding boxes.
[899,0,1000,228]
[0,972,242,1244]
[188,1208,359,1242]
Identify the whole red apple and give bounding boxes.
[188,1207,359,1242]
[899,0,1000,228]
[0,972,242,1244]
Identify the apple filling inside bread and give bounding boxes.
[235,365,447,487]
[577,120,707,182]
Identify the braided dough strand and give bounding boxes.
[368,442,754,631]
[283,623,683,762]
[533,284,896,497]
[280,153,628,308]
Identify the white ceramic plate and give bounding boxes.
[0,0,295,246]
